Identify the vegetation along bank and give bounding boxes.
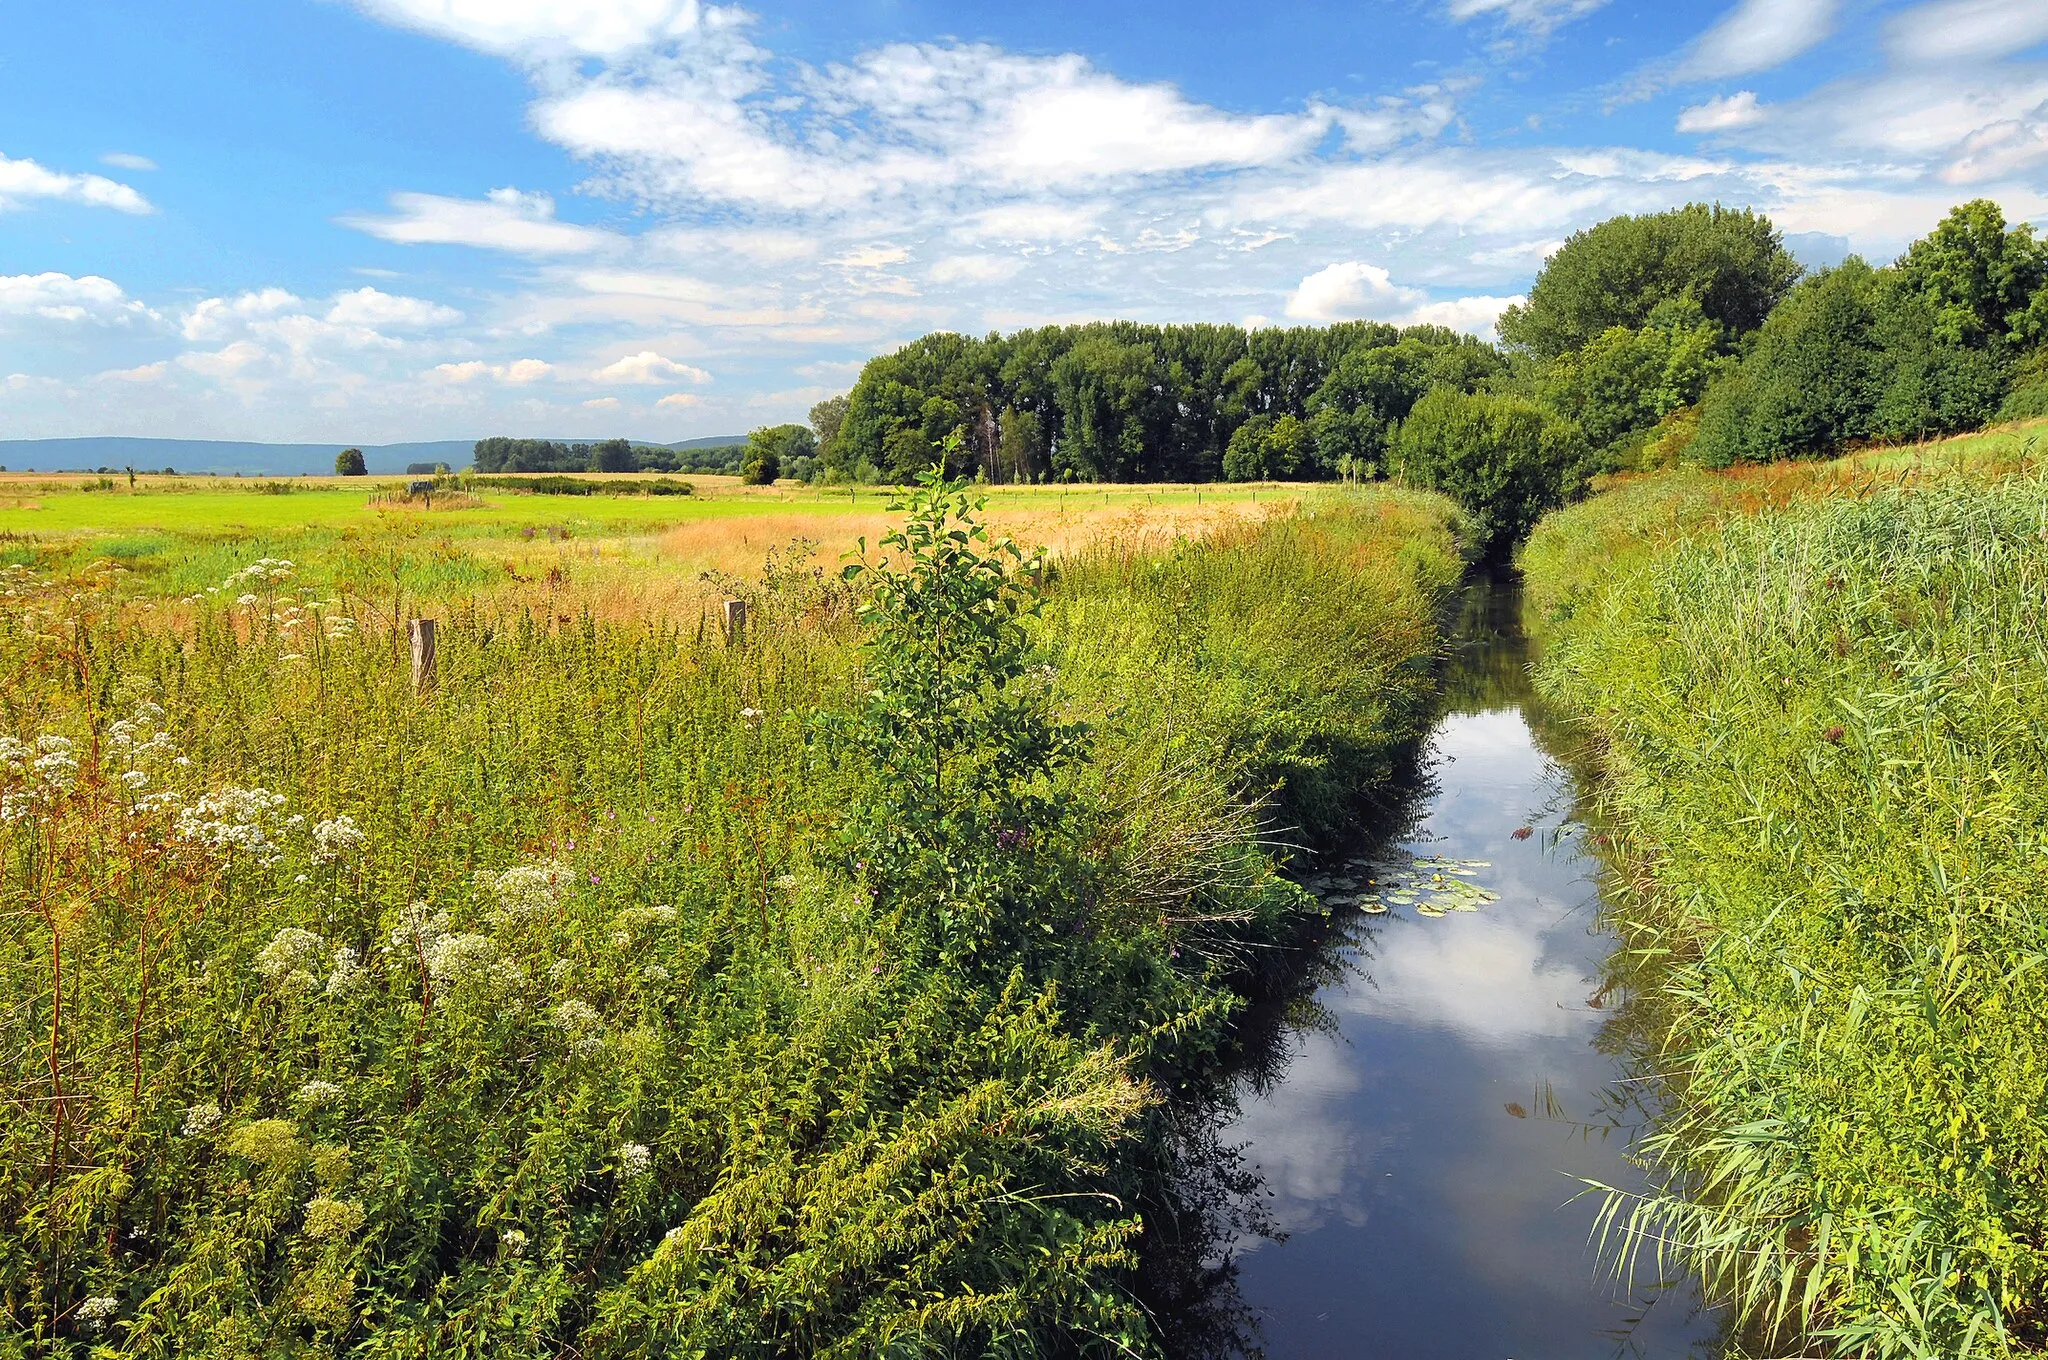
[1519,421,2048,1358]
[0,475,1461,1356]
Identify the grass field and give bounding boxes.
[1521,420,2048,1358]
[0,473,1305,620]
[0,474,1465,1357]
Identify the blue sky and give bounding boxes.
[3,0,2045,443]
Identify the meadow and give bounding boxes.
[0,470,1463,1357]
[1521,419,2048,1357]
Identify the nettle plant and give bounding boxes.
[830,467,1090,964]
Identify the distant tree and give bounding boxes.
[1539,299,1727,461]
[810,394,850,463]
[741,424,815,485]
[335,448,368,476]
[1393,390,1588,554]
[592,438,635,473]
[1498,204,1803,359]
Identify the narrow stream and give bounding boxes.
[1221,577,1724,1358]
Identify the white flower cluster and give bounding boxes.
[326,945,368,998]
[0,734,81,823]
[618,1142,652,1179]
[75,1296,119,1332]
[554,998,605,1055]
[478,860,572,923]
[175,785,289,865]
[292,1079,346,1108]
[311,815,364,864]
[500,1228,528,1258]
[226,558,294,588]
[182,1102,223,1137]
[424,931,524,1001]
[255,927,328,992]
[613,904,677,934]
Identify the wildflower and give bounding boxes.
[500,1229,528,1258]
[301,1196,366,1242]
[76,1296,119,1333]
[181,1102,223,1137]
[325,946,368,997]
[554,998,604,1055]
[311,815,364,863]
[424,932,522,1000]
[176,785,289,865]
[120,769,149,790]
[643,964,671,983]
[235,593,259,608]
[618,1142,652,1179]
[477,860,572,922]
[386,900,450,957]
[548,958,575,983]
[292,1079,346,1109]
[255,927,327,991]
[739,707,765,721]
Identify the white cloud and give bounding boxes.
[100,152,157,172]
[1888,0,2048,65]
[183,288,300,341]
[0,153,151,214]
[1284,262,1427,322]
[590,350,711,384]
[582,396,621,409]
[432,358,554,384]
[929,254,1026,285]
[1943,106,2048,183]
[1403,294,1525,337]
[325,287,463,329]
[341,188,615,255]
[178,341,266,379]
[1681,0,1839,80]
[102,361,169,383]
[1444,0,1608,33]
[1677,90,1767,133]
[0,272,157,325]
[656,392,700,408]
[346,0,710,58]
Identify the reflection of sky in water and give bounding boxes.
[1224,704,1720,1359]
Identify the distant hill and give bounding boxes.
[0,436,747,476]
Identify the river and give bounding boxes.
[1215,577,1725,1358]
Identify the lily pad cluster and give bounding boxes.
[1302,854,1499,918]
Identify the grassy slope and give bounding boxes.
[0,488,1460,1357]
[1519,422,2048,1356]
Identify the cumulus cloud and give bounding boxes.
[1677,90,1767,133]
[0,272,157,325]
[0,153,151,214]
[656,392,699,407]
[1680,0,1839,80]
[1284,262,1427,322]
[1888,0,2048,65]
[346,0,711,58]
[341,188,615,255]
[590,350,711,384]
[325,287,463,329]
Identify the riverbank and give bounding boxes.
[1520,441,2048,1357]
[0,485,1461,1356]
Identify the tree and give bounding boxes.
[1498,204,1803,359]
[335,448,368,476]
[741,424,815,485]
[809,394,850,468]
[1895,198,2048,351]
[1539,299,1725,460]
[1392,390,1588,554]
[592,438,635,474]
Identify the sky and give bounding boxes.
[2,0,2046,444]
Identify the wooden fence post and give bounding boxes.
[410,618,437,693]
[722,598,747,646]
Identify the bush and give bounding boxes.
[334,448,367,477]
[1392,388,1588,554]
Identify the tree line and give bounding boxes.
[469,438,748,476]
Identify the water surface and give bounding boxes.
[1221,580,1722,1358]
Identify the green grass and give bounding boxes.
[1524,456,2048,1356]
[0,487,1461,1356]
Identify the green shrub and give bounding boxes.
[1392,388,1588,554]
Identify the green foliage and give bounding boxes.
[1538,299,1726,461]
[334,448,367,477]
[1393,388,1589,554]
[1895,198,2048,351]
[1497,203,1803,359]
[1998,348,2048,420]
[0,487,1461,1356]
[741,424,814,485]
[1530,476,2048,1358]
[808,393,849,467]
[830,470,1088,965]
[1221,413,1312,481]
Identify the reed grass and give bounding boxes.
[1528,465,2048,1357]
